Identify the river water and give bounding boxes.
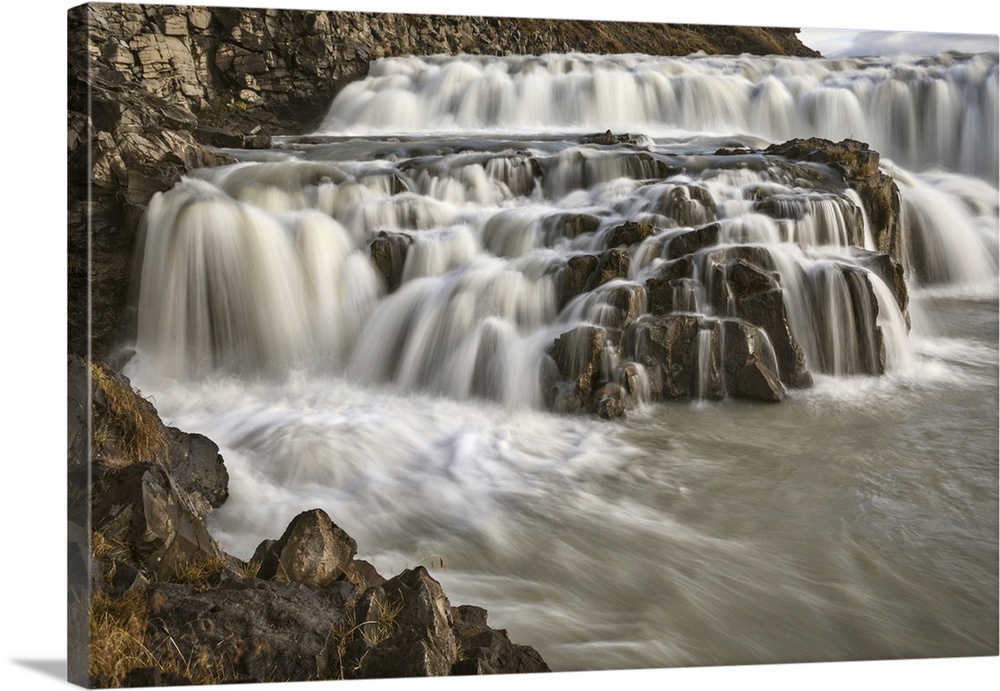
[125,52,998,672]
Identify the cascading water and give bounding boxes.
[320,52,1000,181]
[126,49,998,672]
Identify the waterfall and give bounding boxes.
[121,46,1000,675]
[134,51,998,410]
[318,52,999,181]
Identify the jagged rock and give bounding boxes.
[541,212,601,245]
[624,314,703,400]
[838,267,887,376]
[321,567,459,679]
[704,247,812,388]
[549,325,610,412]
[369,231,413,293]
[163,428,229,520]
[665,223,721,260]
[656,185,716,226]
[450,605,551,674]
[593,382,628,419]
[722,320,786,402]
[854,250,910,327]
[644,256,696,314]
[594,283,647,332]
[70,360,231,519]
[90,461,231,581]
[556,254,599,310]
[586,247,631,290]
[257,509,358,589]
[762,138,903,259]
[734,359,786,402]
[606,220,658,248]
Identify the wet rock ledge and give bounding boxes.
[68,358,549,686]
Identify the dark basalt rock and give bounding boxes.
[145,577,356,684]
[90,460,232,581]
[702,247,813,388]
[645,256,697,315]
[665,222,721,260]
[853,249,910,327]
[541,212,601,245]
[320,566,458,679]
[451,604,552,674]
[606,220,659,248]
[586,247,631,291]
[163,427,229,519]
[549,325,612,412]
[655,185,717,226]
[624,314,703,401]
[370,230,413,293]
[722,320,786,403]
[761,138,904,260]
[556,254,600,310]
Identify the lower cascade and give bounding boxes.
[124,50,999,672]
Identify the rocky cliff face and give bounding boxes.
[67,2,819,360]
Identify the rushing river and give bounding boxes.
[125,52,998,671]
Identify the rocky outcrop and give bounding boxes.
[68,3,819,360]
[69,360,549,686]
[539,137,909,415]
[255,509,358,589]
[762,138,904,262]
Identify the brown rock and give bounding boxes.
[257,509,358,589]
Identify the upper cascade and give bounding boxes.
[317,52,1000,181]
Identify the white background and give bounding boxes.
[2,1,997,689]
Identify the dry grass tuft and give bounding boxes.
[89,586,154,684]
[167,557,228,586]
[89,362,167,467]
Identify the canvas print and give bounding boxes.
[66,1,999,687]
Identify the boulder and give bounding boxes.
[762,138,903,259]
[605,220,658,249]
[655,185,716,226]
[369,231,413,293]
[257,509,359,589]
[586,247,631,290]
[163,427,229,519]
[556,254,599,310]
[549,325,610,412]
[664,222,720,260]
[703,248,812,388]
[623,314,702,400]
[541,212,601,245]
[722,320,786,402]
[644,256,696,314]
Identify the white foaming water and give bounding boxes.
[128,50,999,672]
[319,52,1000,181]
